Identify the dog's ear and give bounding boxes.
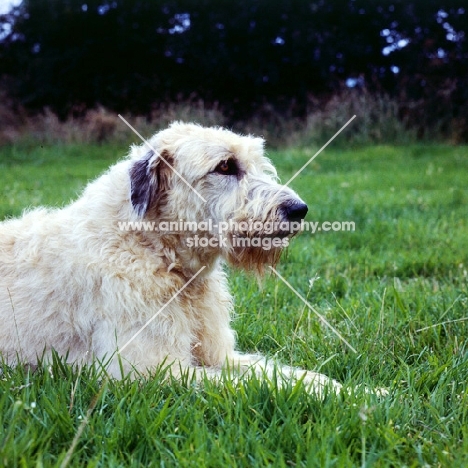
[129,150,172,217]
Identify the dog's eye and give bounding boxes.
[214,159,238,175]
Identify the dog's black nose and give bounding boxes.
[282,201,308,221]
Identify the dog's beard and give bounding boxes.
[221,227,297,276]
[224,243,284,276]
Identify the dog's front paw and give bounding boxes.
[301,371,343,397]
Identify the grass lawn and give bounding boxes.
[0,140,467,467]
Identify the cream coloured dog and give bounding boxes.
[0,122,342,395]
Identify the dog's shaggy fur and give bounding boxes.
[0,122,341,394]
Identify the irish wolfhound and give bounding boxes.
[0,122,342,395]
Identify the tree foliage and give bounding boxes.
[0,0,467,131]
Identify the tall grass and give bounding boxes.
[0,89,448,148]
[0,99,227,147]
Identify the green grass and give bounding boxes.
[1,141,468,467]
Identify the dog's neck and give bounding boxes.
[134,228,222,278]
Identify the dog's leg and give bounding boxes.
[164,354,343,399]
[225,352,343,397]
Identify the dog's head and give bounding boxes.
[128,122,308,273]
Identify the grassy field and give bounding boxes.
[0,140,467,467]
